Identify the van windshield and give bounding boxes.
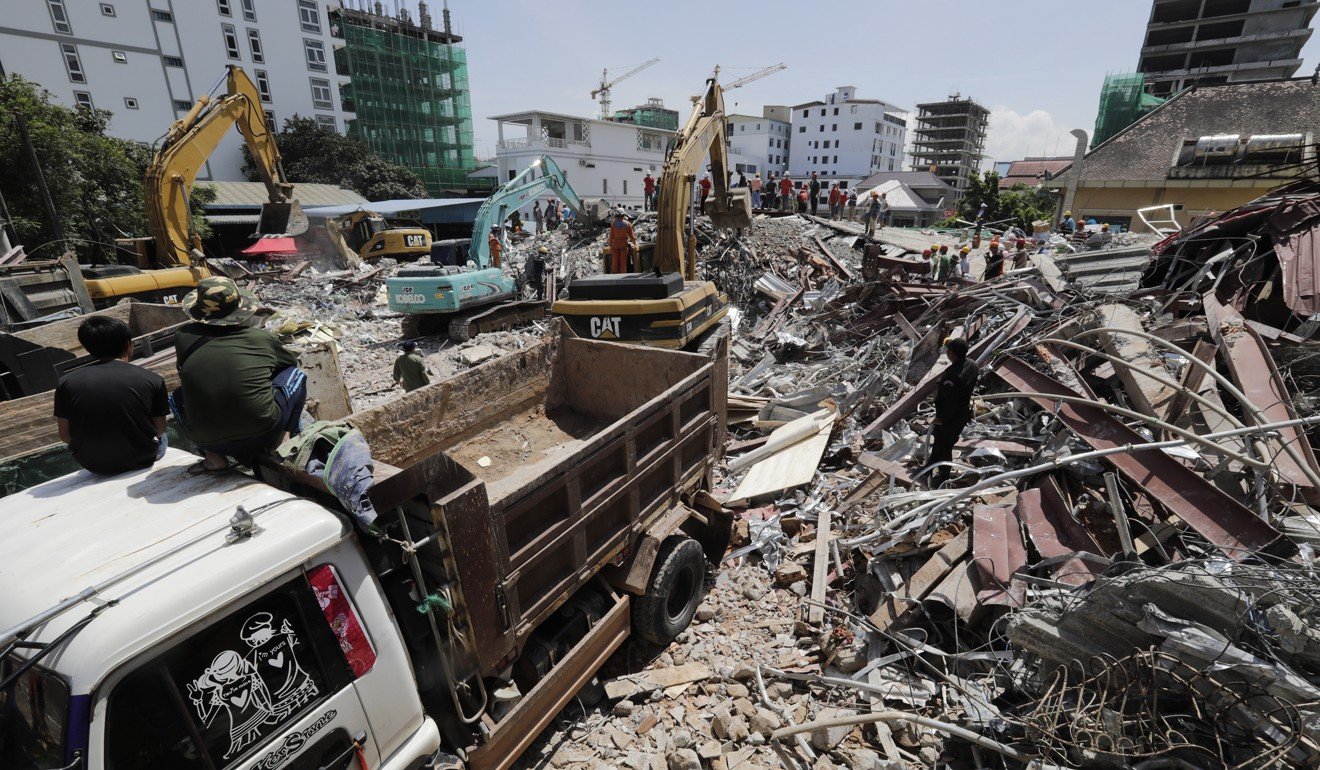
[0,655,69,769]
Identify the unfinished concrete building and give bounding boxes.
[1138,0,1318,97]
[908,95,989,197]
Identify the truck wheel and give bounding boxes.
[633,536,706,645]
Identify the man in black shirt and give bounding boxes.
[923,337,979,487]
[54,315,169,475]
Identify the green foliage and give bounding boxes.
[244,116,426,200]
[0,74,152,260]
[189,183,218,241]
[957,170,1057,231]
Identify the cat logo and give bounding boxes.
[589,316,622,339]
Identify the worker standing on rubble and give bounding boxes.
[393,341,430,392]
[932,247,954,283]
[809,173,821,216]
[699,174,713,214]
[488,227,504,268]
[847,189,858,220]
[532,201,544,235]
[749,173,763,209]
[797,186,809,215]
[643,172,656,211]
[984,241,1005,280]
[608,211,636,274]
[1060,210,1077,234]
[923,337,979,487]
[54,316,169,476]
[529,245,548,300]
[827,184,840,220]
[959,245,971,277]
[170,277,305,475]
[1012,238,1030,270]
[779,175,794,212]
[864,190,882,237]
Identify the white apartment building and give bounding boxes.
[491,110,675,209]
[0,0,353,181]
[728,106,791,179]
[788,87,907,179]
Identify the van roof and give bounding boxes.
[0,449,347,693]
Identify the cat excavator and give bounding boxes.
[100,65,307,304]
[551,72,750,349]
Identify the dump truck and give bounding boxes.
[0,320,730,770]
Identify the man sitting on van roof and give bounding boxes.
[54,315,169,475]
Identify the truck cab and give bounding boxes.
[0,450,440,770]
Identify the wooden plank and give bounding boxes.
[296,341,353,420]
[813,235,855,280]
[730,411,832,503]
[857,453,914,487]
[807,507,832,625]
[869,528,969,629]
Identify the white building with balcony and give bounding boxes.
[0,0,353,181]
[788,87,907,179]
[728,106,790,180]
[491,110,675,209]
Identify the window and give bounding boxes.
[818,126,824,132]
[173,99,192,111]
[222,24,239,59]
[603,179,608,194]
[799,126,805,133]
[60,43,85,83]
[100,3,116,16]
[163,55,183,67]
[853,122,862,130]
[831,124,837,132]
[304,39,327,71]
[247,28,264,63]
[152,9,172,21]
[241,0,257,21]
[112,50,127,63]
[104,573,355,770]
[255,69,272,102]
[73,90,93,109]
[802,109,808,118]
[217,0,231,15]
[264,109,276,127]
[623,180,628,195]
[739,124,744,132]
[833,108,839,115]
[316,114,336,131]
[47,0,72,33]
[298,0,322,33]
[833,155,838,164]
[819,109,825,116]
[310,78,333,109]
[123,96,138,109]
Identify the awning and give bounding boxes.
[242,237,299,256]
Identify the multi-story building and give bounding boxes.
[333,1,483,195]
[0,0,353,181]
[1137,0,1317,97]
[609,98,679,132]
[787,87,907,179]
[909,95,990,196]
[728,106,791,179]
[491,110,674,209]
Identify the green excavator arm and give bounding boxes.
[469,155,596,268]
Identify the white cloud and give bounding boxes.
[984,107,1084,164]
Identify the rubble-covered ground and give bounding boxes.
[263,184,1320,769]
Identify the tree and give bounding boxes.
[0,74,153,260]
[952,170,1056,231]
[244,116,426,200]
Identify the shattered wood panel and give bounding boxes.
[1204,294,1320,502]
[994,356,1287,559]
[971,504,1027,607]
[1016,484,1104,587]
[731,410,832,503]
[869,528,969,630]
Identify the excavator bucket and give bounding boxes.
[708,187,753,231]
[256,199,309,237]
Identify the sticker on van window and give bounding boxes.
[185,612,320,759]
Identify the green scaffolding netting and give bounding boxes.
[1092,73,1166,148]
[335,18,488,195]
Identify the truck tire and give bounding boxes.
[633,536,706,645]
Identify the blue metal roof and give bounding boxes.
[303,198,487,225]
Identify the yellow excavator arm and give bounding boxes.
[144,65,305,266]
[653,76,752,280]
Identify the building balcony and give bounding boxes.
[1140,27,1311,55]
[1142,57,1304,79]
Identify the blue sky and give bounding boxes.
[426,0,1319,163]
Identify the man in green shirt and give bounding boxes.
[393,340,430,392]
[809,172,821,217]
[171,276,305,474]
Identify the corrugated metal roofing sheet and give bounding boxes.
[197,181,368,207]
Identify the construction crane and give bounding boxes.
[591,57,660,119]
[723,63,787,90]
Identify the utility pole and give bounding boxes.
[0,58,66,253]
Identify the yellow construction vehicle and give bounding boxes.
[326,210,431,266]
[99,65,306,304]
[552,73,751,348]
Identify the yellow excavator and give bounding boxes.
[551,73,751,348]
[324,210,431,267]
[98,65,306,303]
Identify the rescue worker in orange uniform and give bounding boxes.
[607,211,637,274]
[487,227,503,268]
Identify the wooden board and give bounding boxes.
[730,411,832,503]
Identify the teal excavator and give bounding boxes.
[386,155,602,340]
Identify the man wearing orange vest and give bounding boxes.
[607,211,637,274]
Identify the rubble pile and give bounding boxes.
[528,182,1320,769]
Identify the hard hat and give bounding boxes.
[922,249,932,257]
[538,246,549,253]
[939,245,949,252]
[930,243,940,251]
[1101,223,1111,230]
[1063,210,1072,217]
[1015,237,1025,245]
[960,246,971,254]
[870,190,879,197]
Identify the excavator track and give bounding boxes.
[447,300,548,343]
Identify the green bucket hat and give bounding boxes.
[182,276,259,326]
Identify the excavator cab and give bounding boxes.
[707,186,753,230]
[256,199,309,239]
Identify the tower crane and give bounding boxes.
[590,57,660,119]
[723,63,787,90]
